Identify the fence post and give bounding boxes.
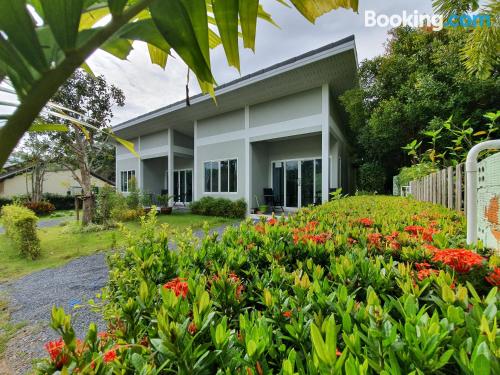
[447,166,454,209]
[456,164,462,212]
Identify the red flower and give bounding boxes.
[415,262,431,271]
[359,218,374,227]
[424,244,439,252]
[188,322,198,335]
[255,224,266,233]
[45,338,68,368]
[485,267,500,286]
[267,217,278,226]
[336,348,342,356]
[405,225,425,236]
[236,284,245,299]
[103,349,117,363]
[417,268,439,280]
[432,249,484,273]
[367,233,382,246]
[422,228,438,242]
[163,277,189,298]
[282,310,292,318]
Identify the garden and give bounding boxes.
[35,196,499,374]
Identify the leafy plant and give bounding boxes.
[1,204,41,259]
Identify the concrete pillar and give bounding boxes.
[167,129,174,203]
[321,84,330,204]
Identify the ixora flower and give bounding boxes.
[163,277,189,298]
[367,232,383,246]
[267,217,278,226]
[45,338,68,368]
[417,268,439,281]
[103,349,117,363]
[358,218,374,227]
[485,267,500,286]
[282,310,292,318]
[188,322,198,335]
[432,249,485,273]
[404,225,425,236]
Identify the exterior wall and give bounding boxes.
[116,157,140,193]
[143,157,167,195]
[174,131,194,149]
[267,135,322,162]
[116,137,139,157]
[197,109,245,138]
[250,143,270,209]
[0,170,109,198]
[140,130,169,159]
[249,88,322,128]
[175,156,193,170]
[195,139,246,200]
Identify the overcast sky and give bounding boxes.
[86,0,435,125]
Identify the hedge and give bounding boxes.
[43,193,75,210]
[1,204,41,259]
[190,197,247,218]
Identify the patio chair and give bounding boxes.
[263,188,285,213]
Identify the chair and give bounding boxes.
[263,188,284,213]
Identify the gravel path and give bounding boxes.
[0,218,67,234]
[0,224,233,374]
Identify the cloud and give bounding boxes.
[87,0,434,125]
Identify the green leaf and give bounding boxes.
[310,323,329,364]
[40,0,84,51]
[0,34,35,92]
[0,0,48,71]
[80,62,95,77]
[473,354,490,375]
[150,0,214,84]
[211,0,240,70]
[79,6,110,30]
[101,38,133,60]
[108,0,128,16]
[147,44,168,68]
[208,29,222,48]
[29,123,69,132]
[289,0,359,23]
[117,19,171,53]
[247,339,257,357]
[239,0,259,51]
[181,0,210,67]
[111,134,139,158]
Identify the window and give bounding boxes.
[204,159,237,193]
[120,170,135,192]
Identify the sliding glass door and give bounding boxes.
[272,158,322,208]
[166,169,193,203]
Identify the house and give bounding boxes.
[113,36,358,212]
[0,167,112,198]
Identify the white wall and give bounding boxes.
[197,109,245,138]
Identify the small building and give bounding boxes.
[113,36,358,212]
[0,167,112,198]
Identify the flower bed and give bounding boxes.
[37,196,499,374]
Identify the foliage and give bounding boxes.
[358,162,386,192]
[0,0,358,167]
[1,204,40,259]
[398,163,439,187]
[94,185,121,225]
[24,200,56,216]
[403,111,499,167]
[37,197,499,374]
[125,176,140,210]
[340,27,499,189]
[190,197,247,218]
[43,193,75,210]
[0,197,13,209]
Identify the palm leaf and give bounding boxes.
[147,44,168,68]
[289,0,359,23]
[29,123,69,132]
[40,0,84,51]
[211,0,240,70]
[239,0,259,51]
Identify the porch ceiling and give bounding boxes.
[113,36,358,139]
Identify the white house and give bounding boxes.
[113,36,358,212]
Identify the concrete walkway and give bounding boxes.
[0,218,67,234]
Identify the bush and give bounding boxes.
[94,185,120,224]
[126,176,140,210]
[398,162,438,187]
[1,204,40,259]
[37,197,499,374]
[0,197,12,209]
[43,193,75,210]
[190,197,247,218]
[358,161,386,192]
[24,200,56,216]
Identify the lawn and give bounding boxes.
[0,212,235,282]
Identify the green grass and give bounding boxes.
[0,295,25,358]
[0,212,235,282]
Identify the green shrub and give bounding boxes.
[398,162,438,186]
[126,176,140,209]
[95,185,121,224]
[43,193,75,210]
[1,204,40,259]
[190,197,247,218]
[24,200,56,216]
[0,197,12,209]
[359,161,386,192]
[37,197,499,374]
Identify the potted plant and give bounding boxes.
[254,195,268,214]
[157,194,173,215]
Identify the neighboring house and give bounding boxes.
[113,36,358,212]
[0,167,112,198]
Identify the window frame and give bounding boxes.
[203,158,238,194]
[120,170,136,192]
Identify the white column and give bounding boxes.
[137,136,143,190]
[244,105,251,214]
[193,120,198,200]
[331,139,339,189]
[321,84,330,204]
[167,129,174,202]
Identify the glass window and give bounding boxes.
[211,161,219,192]
[220,160,229,192]
[229,159,237,192]
[120,170,135,192]
[204,162,211,192]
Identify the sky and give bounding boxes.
[86,0,435,125]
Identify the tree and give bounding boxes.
[13,134,54,203]
[50,70,125,225]
[340,26,499,191]
[0,0,360,167]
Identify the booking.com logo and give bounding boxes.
[365,10,492,31]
